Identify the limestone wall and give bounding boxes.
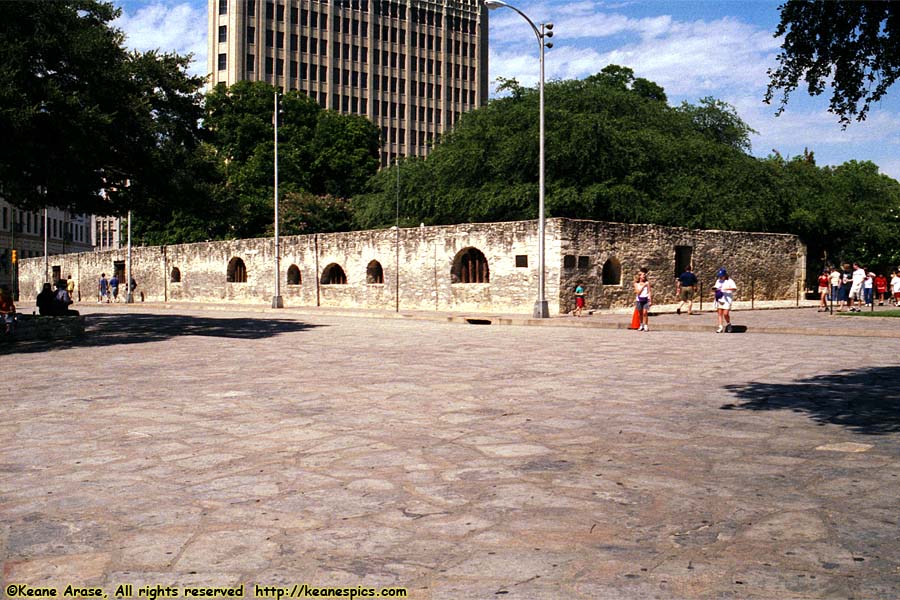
[558,220,806,312]
[17,218,804,315]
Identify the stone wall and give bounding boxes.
[558,220,806,312]
[17,218,804,315]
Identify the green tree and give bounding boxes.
[766,0,900,125]
[201,81,380,238]
[0,1,206,215]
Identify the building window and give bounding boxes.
[452,247,489,284]
[218,53,227,71]
[219,0,227,15]
[602,257,622,285]
[515,255,528,268]
[218,25,227,43]
[246,0,255,16]
[563,255,576,269]
[578,256,590,269]
[227,257,247,283]
[366,260,384,284]
[266,2,274,18]
[321,263,347,285]
[170,267,182,283]
[246,54,255,71]
[247,26,255,44]
[287,264,301,285]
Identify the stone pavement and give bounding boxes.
[2,305,899,599]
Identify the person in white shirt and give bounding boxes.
[714,268,737,333]
[849,263,866,312]
[829,266,842,308]
[891,271,900,306]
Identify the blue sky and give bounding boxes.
[111,0,900,180]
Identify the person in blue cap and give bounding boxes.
[714,268,737,333]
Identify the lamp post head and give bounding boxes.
[483,0,509,9]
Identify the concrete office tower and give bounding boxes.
[209,0,489,165]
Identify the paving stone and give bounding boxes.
[2,305,899,598]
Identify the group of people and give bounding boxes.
[817,264,900,312]
[36,280,79,316]
[98,273,136,303]
[0,276,80,336]
[573,266,737,333]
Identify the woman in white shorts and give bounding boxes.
[714,268,737,333]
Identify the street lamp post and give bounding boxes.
[484,0,553,318]
[272,91,284,309]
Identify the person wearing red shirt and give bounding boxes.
[817,269,830,312]
[874,273,888,306]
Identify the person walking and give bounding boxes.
[634,271,651,331]
[863,271,874,307]
[573,283,585,317]
[817,269,830,312]
[714,268,737,333]
[66,274,75,302]
[98,273,109,303]
[675,266,698,315]
[109,274,119,303]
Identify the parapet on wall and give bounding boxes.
[17,218,805,315]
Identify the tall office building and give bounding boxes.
[208,0,489,165]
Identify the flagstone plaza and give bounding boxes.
[2,305,899,599]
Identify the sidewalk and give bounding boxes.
[22,297,900,339]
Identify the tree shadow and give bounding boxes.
[0,312,322,355]
[721,366,900,435]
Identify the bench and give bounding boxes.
[1,314,86,342]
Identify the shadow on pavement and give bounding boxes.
[0,312,322,355]
[721,366,900,435]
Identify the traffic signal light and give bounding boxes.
[10,249,16,264]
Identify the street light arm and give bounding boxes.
[484,0,542,41]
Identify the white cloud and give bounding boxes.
[113,2,207,77]
[490,10,780,97]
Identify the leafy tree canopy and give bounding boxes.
[766,0,900,125]
[353,66,900,271]
[0,1,205,215]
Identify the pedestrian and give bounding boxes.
[0,286,16,335]
[675,265,698,315]
[840,263,853,311]
[714,268,737,333]
[98,273,109,303]
[863,271,874,307]
[109,273,119,302]
[817,269,829,312]
[66,274,75,302]
[829,265,842,309]
[848,263,865,312]
[875,273,888,306]
[634,271,651,331]
[573,283,585,317]
[891,271,900,306]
